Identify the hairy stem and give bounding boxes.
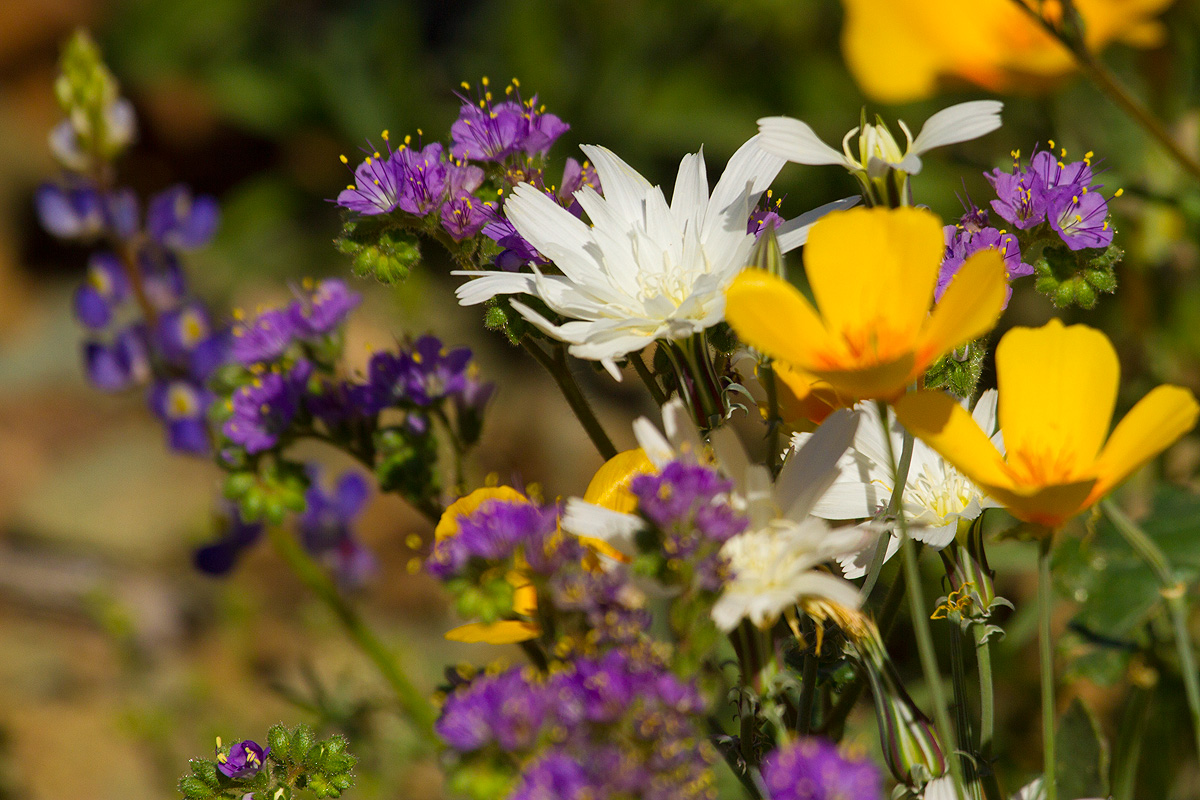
[521,338,617,460]
[1037,536,1058,800]
[267,525,438,741]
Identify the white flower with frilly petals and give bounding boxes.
[792,391,1003,579]
[757,100,1003,179]
[454,138,855,379]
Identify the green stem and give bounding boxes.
[266,525,438,740]
[521,338,617,460]
[762,361,783,478]
[1111,685,1153,800]
[973,623,996,759]
[1101,499,1200,762]
[862,402,914,600]
[1007,0,1200,183]
[881,408,965,797]
[633,349,667,406]
[797,618,818,736]
[1037,536,1058,800]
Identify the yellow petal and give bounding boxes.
[803,207,943,351]
[773,362,848,425]
[995,320,1118,480]
[916,249,1006,368]
[1090,385,1200,502]
[511,576,538,615]
[435,486,527,541]
[983,480,1097,528]
[725,270,833,368]
[894,390,1017,491]
[444,620,541,644]
[583,449,655,514]
[839,0,946,103]
[808,353,916,402]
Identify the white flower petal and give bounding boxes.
[757,116,848,166]
[561,499,642,556]
[452,271,538,305]
[777,409,860,521]
[670,147,709,233]
[909,100,1004,156]
[578,144,654,225]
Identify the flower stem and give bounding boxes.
[882,407,965,797]
[972,622,996,759]
[1101,499,1200,762]
[1037,535,1058,800]
[862,402,914,600]
[1007,0,1200,183]
[266,525,438,741]
[633,349,667,406]
[521,338,617,461]
[762,361,784,478]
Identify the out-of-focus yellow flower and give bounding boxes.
[773,363,848,428]
[576,448,656,563]
[438,487,542,644]
[895,320,1199,529]
[725,207,1006,402]
[840,0,1175,103]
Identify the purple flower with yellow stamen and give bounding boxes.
[231,307,297,366]
[441,192,492,241]
[939,223,1031,307]
[216,739,269,780]
[406,335,473,405]
[146,185,220,250]
[761,737,883,800]
[1047,185,1114,250]
[517,97,569,156]
[223,361,311,453]
[73,252,129,329]
[148,378,212,455]
[985,163,1047,230]
[451,100,525,162]
[395,142,451,215]
[336,141,404,215]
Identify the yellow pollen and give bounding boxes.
[1114,188,1124,197]
[373,151,380,158]
[1074,214,1083,223]
[417,128,422,136]
[365,155,372,165]
[1103,220,1110,230]
[1011,149,1020,159]
[1048,139,1055,149]
[373,179,380,185]
[481,76,489,86]
[1085,150,1094,159]
[346,184,355,190]
[339,154,348,164]
[512,77,520,87]
[382,129,389,140]
[1082,186,1088,194]
[1060,147,1067,158]
[460,81,470,90]
[404,134,412,144]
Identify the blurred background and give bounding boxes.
[4,1,1200,798]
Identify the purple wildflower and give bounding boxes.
[426,498,565,579]
[985,164,1047,230]
[35,183,105,239]
[216,740,269,780]
[435,667,550,753]
[518,98,570,156]
[510,752,593,800]
[73,252,129,329]
[146,185,220,250]
[298,470,376,588]
[938,224,1032,307]
[395,142,450,215]
[137,248,189,312]
[83,325,150,391]
[104,188,140,240]
[194,504,265,576]
[222,362,311,453]
[336,146,404,215]
[407,335,473,405]
[1047,186,1114,250]
[630,461,747,544]
[441,193,492,241]
[288,278,361,338]
[762,738,883,800]
[148,379,212,455]
[451,101,526,162]
[231,307,297,366]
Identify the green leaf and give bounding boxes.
[266,724,291,762]
[290,724,316,762]
[178,775,214,800]
[1055,698,1109,800]
[190,759,220,788]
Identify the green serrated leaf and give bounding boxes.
[178,775,213,800]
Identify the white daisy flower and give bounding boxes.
[792,390,1003,579]
[453,137,856,379]
[757,100,1003,179]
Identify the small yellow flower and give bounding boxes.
[725,207,1007,402]
[840,0,1175,103]
[894,320,1199,529]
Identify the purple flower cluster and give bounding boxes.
[437,652,716,800]
[223,362,312,454]
[985,147,1116,251]
[761,738,883,800]
[425,499,572,580]
[336,134,492,241]
[335,79,597,272]
[231,279,361,367]
[36,173,226,457]
[938,202,1033,308]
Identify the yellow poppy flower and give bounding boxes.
[437,487,542,645]
[725,207,1007,402]
[840,0,1175,103]
[894,320,1199,529]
